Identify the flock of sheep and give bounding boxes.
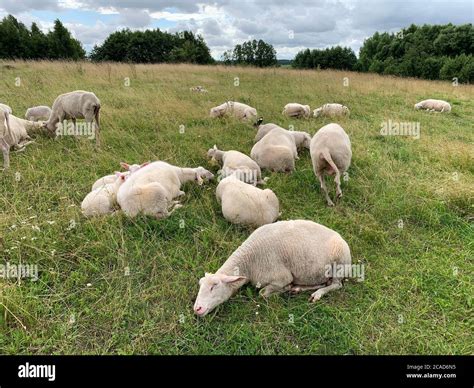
[0,90,452,317]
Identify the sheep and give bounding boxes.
[81,172,127,217]
[250,127,311,172]
[310,123,352,207]
[43,90,101,146]
[194,219,351,316]
[216,174,279,228]
[0,103,12,114]
[25,106,52,122]
[0,113,43,170]
[254,122,285,142]
[414,99,451,113]
[207,145,263,185]
[91,162,149,191]
[190,86,208,93]
[210,101,257,122]
[313,103,350,118]
[117,161,214,219]
[282,103,311,118]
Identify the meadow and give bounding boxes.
[0,61,472,355]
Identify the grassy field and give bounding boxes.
[0,61,472,355]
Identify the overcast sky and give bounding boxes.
[0,0,472,59]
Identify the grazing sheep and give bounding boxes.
[310,123,352,206]
[210,101,257,121]
[313,103,350,118]
[216,174,279,228]
[91,162,149,191]
[190,86,208,93]
[117,161,214,219]
[194,220,351,316]
[0,114,43,169]
[25,106,52,121]
[251,127,311,172]
[282,103,311,118]
[207,145,263,185]
[44,90,101,145]
[414,99,451,113]
[254,123,286,142]
[0,103,12,114]
[81,173,127,217]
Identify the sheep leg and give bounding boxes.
[259,283,292,298]
[334,170,342,199]
[290,284,327,294]
[318,174,334,207]
[0,138,10,170]
[309,280,342,302]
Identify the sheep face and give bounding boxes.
[195,167,214,185]
[194,273,245,316]
[210,107,223,118]
[313,108,322,117]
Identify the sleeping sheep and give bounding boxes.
[216,174,279,228]
[414,99,451,113]
[25,106,52,122]
[117,161,214,219]
[194,220,351,316]
[282,103,311,118]
[251,127,311,172]
[310,123,352,206]
[210,101,257,122]
[43,90,101,145]
[207,145,263,185]
[81,172,127,217]
[91,162,149,191]
[313,103,350,118]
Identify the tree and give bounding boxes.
[222,39,277,67]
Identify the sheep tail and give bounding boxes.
[321,149,340,176]
[2,110,11,140]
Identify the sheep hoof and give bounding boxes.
[327,200,335,207]
[309,291,322,303]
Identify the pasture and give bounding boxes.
[0,61,472,354]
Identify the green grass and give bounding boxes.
[0,61,472,355]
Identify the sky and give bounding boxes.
[0,0,472,59]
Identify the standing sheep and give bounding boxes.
[194,220,351,316]
[207,145,263,185]
[313,103,350,118]
[310,123,352,207]
[414,99,451,113]
[44,90,101,146]
[117,161,214,219]
[210,101,257,122]
[282,103,311,118]
[25,106,52,122]
[216,174,279,228]
[81,173,127,217]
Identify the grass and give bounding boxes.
[0,60,472,355]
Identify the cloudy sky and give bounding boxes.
[0,0,472,59]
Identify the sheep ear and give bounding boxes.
[213,144,217,150]
[220,275,246,284]
[120,162,130,170]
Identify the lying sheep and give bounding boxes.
[414,99,451,113]
[82,173,126,217]
[25,106,52,121]
[313,103,350,118]
[194,220,351,316]
[117,161,214,219]
[251,127,311,172]
[0,113,43,169]
[91,162,149,191]
[310,123,352,206]
[0,103,12,114]
[216,174,279,228]
[207,145,262,185]
[190,86,208,93]
[282,103,311,118]
[44,90,101,145]
[210,101,257,122]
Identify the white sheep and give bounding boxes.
[194,220,351,316]
[313,103,350,118]
[254,122,285,142]
[81,172,127,217]
[210,101,257,121]
[0,113,43,169]
[216,174,279,228]
[0,103,12,114]
[282,103,311,118]
[44,90,101,145]
[251,127,311,172]
[310,123,352,207]
[91,162,149,191]
[117,161,214,219]
[25,106,52,122]
[207,145,263,185]
[414,99,451,113]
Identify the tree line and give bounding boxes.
[221,39,277,67]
